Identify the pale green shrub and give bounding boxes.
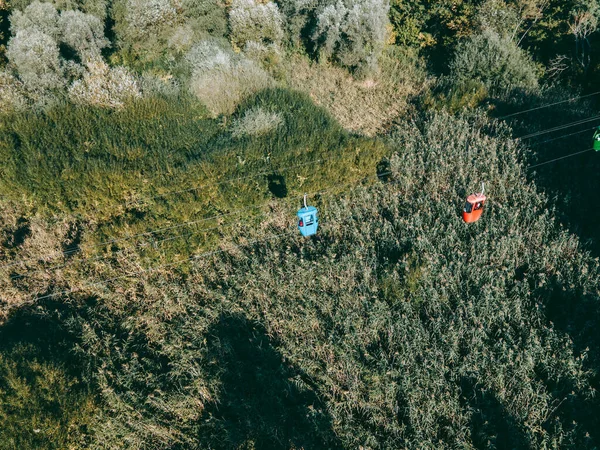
[9,1,60,38]
[6,29,65,91]
[230,106,283,137]
[450,29,539,92]
[0,71,27,113]
[125,0,177,37]
[9,0,108,20]
[167,24,196,53]
[242,40,282,69]
[228,0,284,49]
[189,59,274,115]
[475,0,520,37]
[186,40,275,115]
[69,60,141,108]
[181,0,228,37]
[59,10,109,61]
[313,0,389,75]
[185,38,233,72]
[139,72,181,97]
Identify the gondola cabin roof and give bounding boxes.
[466,193,486,204]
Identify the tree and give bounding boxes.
[450,29,539,93]
[6,29,64,91]
[569,0,600,72]
[9,1,60,39]
[59,10,109,62]
[313,0,389,75]
[228,0,284,50]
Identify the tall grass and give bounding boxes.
[0,88,388,310]
[50,110,600,448]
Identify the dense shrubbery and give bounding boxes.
[3,1,139,111]
[0,88,386,308]
[313,0,390,75]
[450,29,539,93]
[186,40,275,115]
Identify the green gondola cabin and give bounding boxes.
[594,127,600,151]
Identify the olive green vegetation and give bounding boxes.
[30,111,599,448]
[0,304,94,449]
[2,0,600,447]
[0,88,385,261]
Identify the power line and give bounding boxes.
[529,127,596,146]
[7,172,390,283]
[498,90,600,120]
[23,172,390,303]
[28,228,297,303]
[527,148,594,170]
[517,115,600,140]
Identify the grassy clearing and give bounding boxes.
[284,48,428,136]
[0,88,389,315]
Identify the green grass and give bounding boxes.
[0,305,95,450]
[0,88,389,296]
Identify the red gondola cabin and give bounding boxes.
[462,184,486,223]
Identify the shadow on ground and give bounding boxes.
[198,313,342,450]
[0,298,93,450]
[460,377,529,449]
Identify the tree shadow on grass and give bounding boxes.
[491,92,600,257]
[536,277,600,448]
[459,377,530,450]
[198,313,342,450]
[0,298,94,450]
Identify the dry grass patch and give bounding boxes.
[284,49,428,136]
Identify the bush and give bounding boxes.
[125,0,177,37]
[9,1,60,38]
[5,2,143,110]
[181,0,227,37]
[475,0,520,37]
[6,29,64,92]
[230,106,283,137]
[59,10,109,61]
[228,0,284,49]
[0,70,27,112]
[69,60,141,108]
[8,0,108,20]
[313,0,390,75]
[186,40,274,115]
[450,29,539,93]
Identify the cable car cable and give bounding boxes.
[526,147,594,170]
[528,127,596,146]
[517,115,600,140]
[25,228,298,304]
[6,171,390,283]
[498,90,600,120]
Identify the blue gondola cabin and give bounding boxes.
[297,195,318,237]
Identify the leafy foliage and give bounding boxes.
[228,0,284,50]
[2,0,600,448]
[450,29,540,93]
[313,0,390,75]
[230,106,284,138]
[186,39,275,115]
